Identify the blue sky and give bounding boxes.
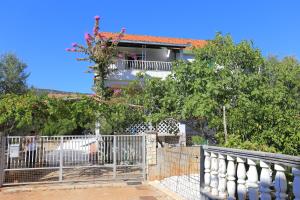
[1,0,299,93]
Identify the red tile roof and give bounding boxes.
[101,32,207,48]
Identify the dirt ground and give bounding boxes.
[0,184,176,200]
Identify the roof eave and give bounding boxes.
[119,40,191,48]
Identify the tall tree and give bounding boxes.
[0,53,29,95]
[132,33,300,155]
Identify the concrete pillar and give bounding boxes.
[178,122,186,146]
[145,131,157,165]
[144,131,157,181]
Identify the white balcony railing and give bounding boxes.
[118,60,173,71]
[200,145,300,200]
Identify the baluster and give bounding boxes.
[260,161,272,200]
[204,151,211,192]
[274,164,287,200]
[227,155,236,200]
[218,154,227,198]
[210,152,219,196]
[237,157,247,200]
[292,168,300,200]
[247,159,259,200]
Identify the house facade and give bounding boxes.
[101,32,207,88]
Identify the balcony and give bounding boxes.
[107,60,173,87]
[117,60,173,71]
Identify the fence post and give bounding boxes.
[142,133,146,180]
[200,145,205,195]
[0,135,6,187]
[113,135,117,179]
[59,136,63,182]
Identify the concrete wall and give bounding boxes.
[148,146,200,181]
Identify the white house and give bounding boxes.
[101,32,207,88]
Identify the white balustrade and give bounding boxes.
[247,159,259,200]
[201,146,300,200]
[274,164,287,200]
[227,155,236,200]
[210,152,219,196]
[237,157,247,200]
[204,151,211,192]
[119,60,172,71]
[259,161,272,200]
[218,154,227,198]
[293,168,300,200]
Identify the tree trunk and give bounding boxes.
[223,105,228,142]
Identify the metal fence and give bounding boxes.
[3,135,145,185]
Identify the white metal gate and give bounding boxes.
[3,135,145,185]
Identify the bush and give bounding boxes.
[191,135,207,145]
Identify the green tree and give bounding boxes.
[133,33,299,155]
[0,92,145,136]
[0,53,29,95]
[0,93,48,135]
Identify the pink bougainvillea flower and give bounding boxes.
[70,48,76,52]
[94,16,100,20]
[66,48,71,51]
[84,33,92,41]
[72,43,78,47]
[121,27,126,33]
